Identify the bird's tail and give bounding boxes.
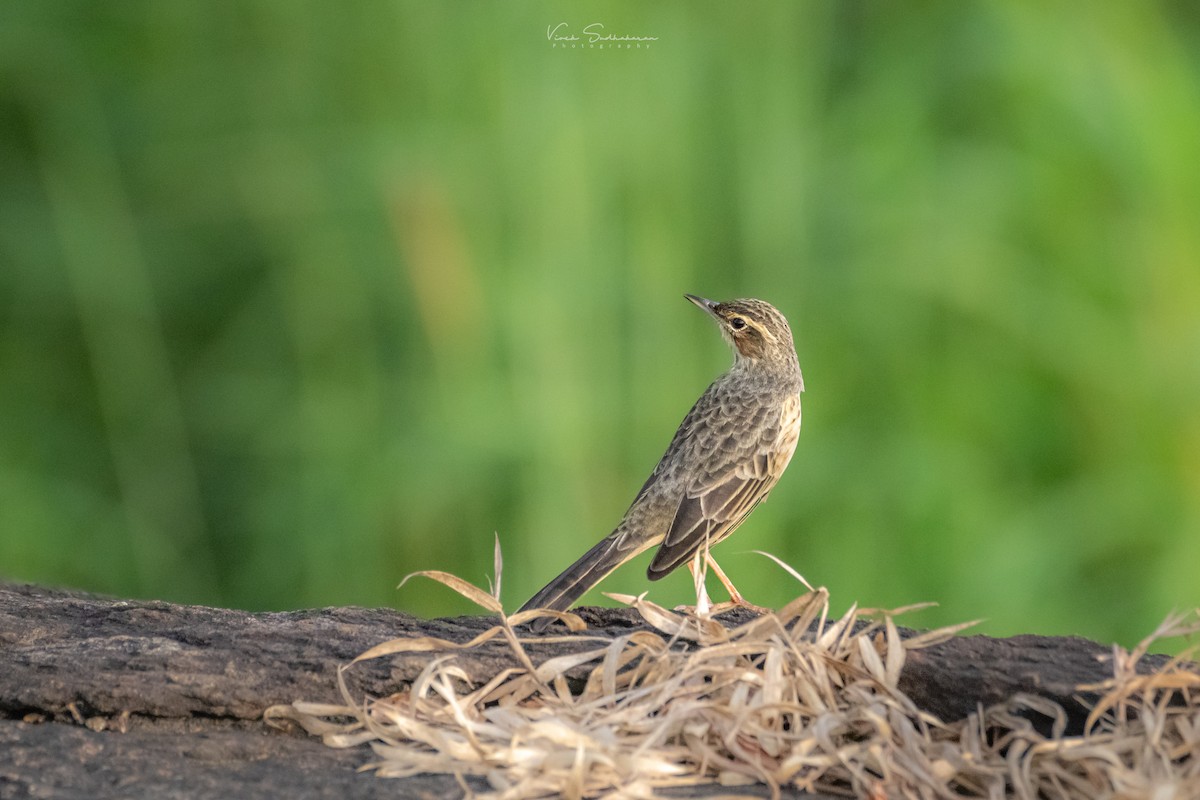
[518,534,642,616]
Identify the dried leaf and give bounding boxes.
[273,556,1200,800]
[397,570,503,613]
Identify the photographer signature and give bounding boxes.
[547,23,659,44]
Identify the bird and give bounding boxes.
[518,294,804,621]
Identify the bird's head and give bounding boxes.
[685,294,798,370]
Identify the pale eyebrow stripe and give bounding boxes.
[751,316,778,344]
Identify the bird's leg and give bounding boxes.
[705,553,771,615]
[686,551,712,616]
[703,553,743,603]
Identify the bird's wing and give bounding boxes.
[647,393,801,578]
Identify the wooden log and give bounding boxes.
[0,583,1173,799]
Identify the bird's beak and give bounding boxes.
[684,293,720,318]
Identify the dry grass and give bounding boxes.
[266,559,1199,799]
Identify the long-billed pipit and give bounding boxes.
[519,294,804,619]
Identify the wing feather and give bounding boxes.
[647,393,801,579]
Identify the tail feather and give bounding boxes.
[518,535,633,615]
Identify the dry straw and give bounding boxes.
[267,551,1199,799]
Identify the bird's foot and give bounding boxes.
[708,598,773,616]
[702,553,769,614]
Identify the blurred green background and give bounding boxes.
[2,3,1198,647]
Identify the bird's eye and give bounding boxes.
[730,317,747,330]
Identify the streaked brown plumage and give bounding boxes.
[519,294,804,617]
